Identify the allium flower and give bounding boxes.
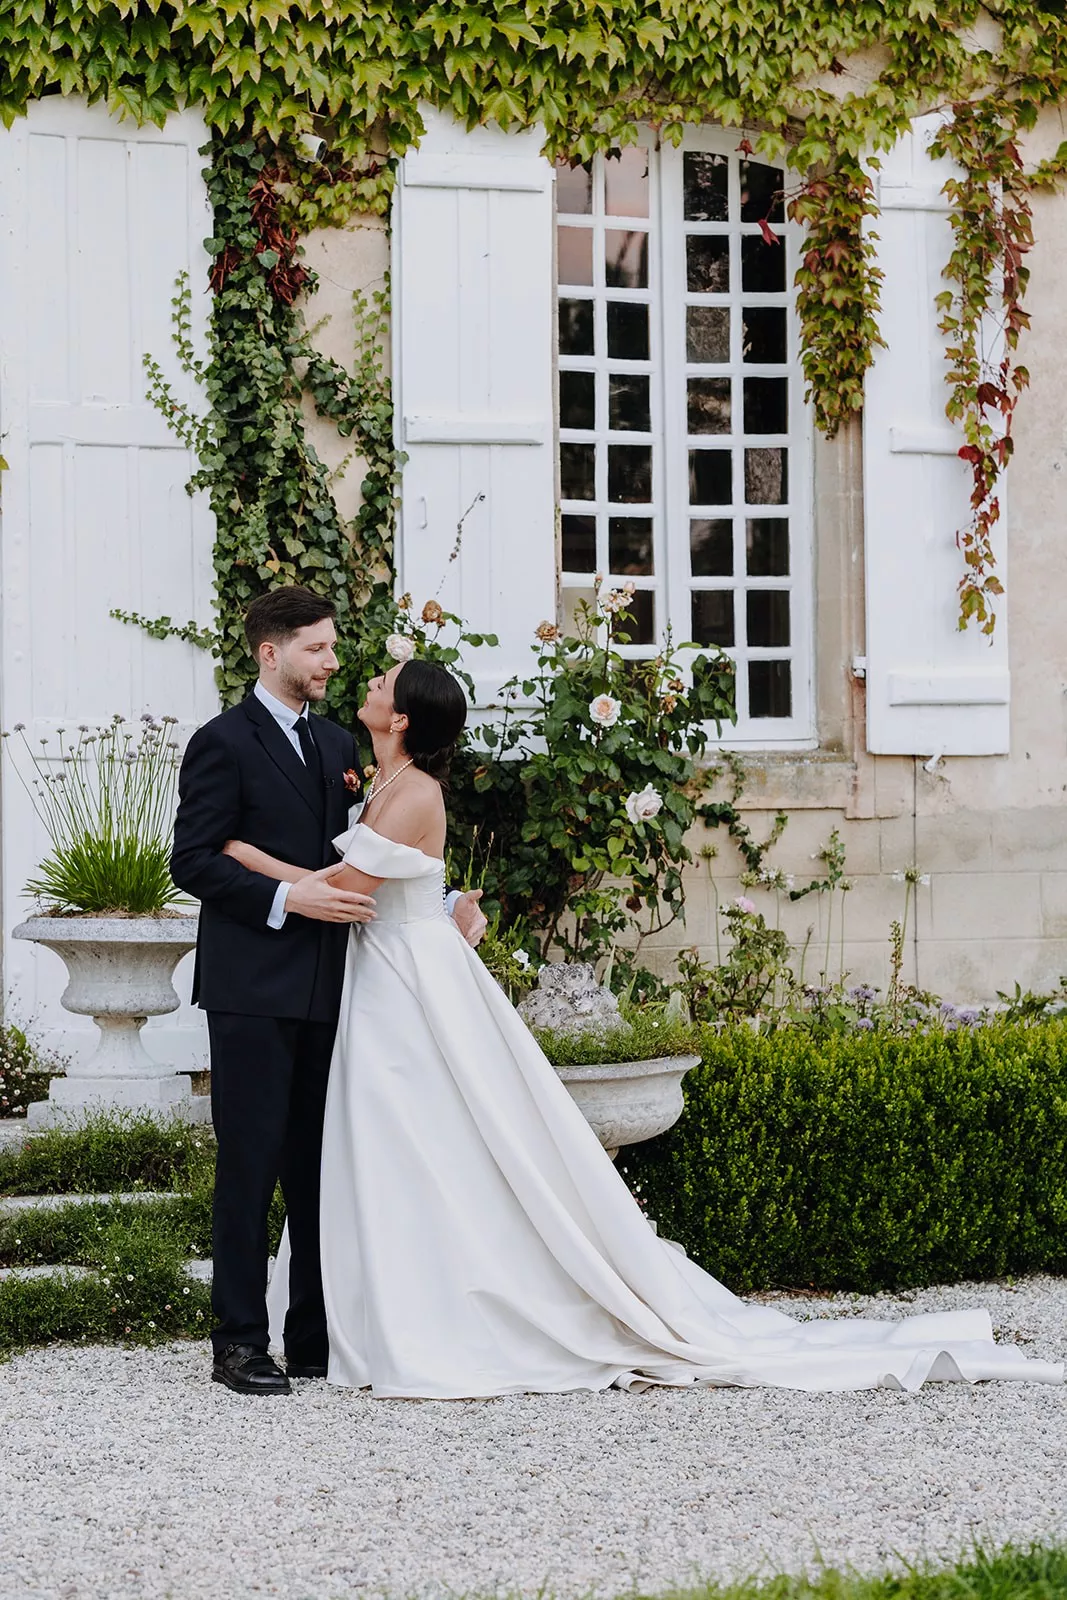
[421,599,444,625]
[734,895,757,915]
[625,785,663,824]
[535,620,561,643]
[855,1016,875,1031]
[385,634,415,663]
[588,694,621,729]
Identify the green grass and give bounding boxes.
[0,1110,213,1194]
[535,1009,700,1066]
[640,1544,1067,1599]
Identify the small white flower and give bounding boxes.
[919,873,931,886]
[513,950,531,970]
[625,785,663,824]
[385,634,415,663]
[589,694,621,729]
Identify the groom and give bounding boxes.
[171,586,486,1395]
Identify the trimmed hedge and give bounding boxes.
[620,1021,1067,1294]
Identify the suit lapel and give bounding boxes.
[242,694,323,820]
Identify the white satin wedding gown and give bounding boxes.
[268,821,1063,1398]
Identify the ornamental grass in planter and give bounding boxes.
[1,716,204,1126]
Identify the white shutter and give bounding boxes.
[0,98,217,1062]
[393,106,556,705]
[862,113,1009,757]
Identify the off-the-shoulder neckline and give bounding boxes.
[356,821,444,866]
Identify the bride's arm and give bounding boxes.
[222,840,308,884]
[223,839,385,897]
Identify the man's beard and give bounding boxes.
[278,661,327,704]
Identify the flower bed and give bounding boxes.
[621,1020,1067,1294]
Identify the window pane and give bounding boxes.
[556,160,592,214]
[741,234,785,293]
[742,307,787,364]
[560,370,595,431]
[745,447,788,505]
[559,227,593,286]
[559,298,595,356]
[683,152,728,221]
[609,374,651,432]
[622,589,655,644]
[687,377,732,435]
[609,517,654,575]
[692,591,735,648]
[605,229,648,288]
[686,306,730,363]
[686,235,730,293]
[563,585,597,636]
[608,445,652,501]
[689,449,732,506]
[560,442,596,500]
[739,161,785,223]
[749,660,792,718]
[746,518,789,576]
[743,377,788,434]
[747,590,790,647]
[605,146,649,218]
[607,301,649,360]
[690,518,733,577]
[562,514,597,572]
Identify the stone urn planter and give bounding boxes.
[553,1053,700,1160]
[13,915,208,1127]
[519,961,698,1158]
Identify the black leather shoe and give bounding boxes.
[212,1343,290,1395]
[286,1361,328,1380]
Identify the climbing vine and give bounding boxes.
[6,0,1067,633]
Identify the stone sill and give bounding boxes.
[700,751,857,812]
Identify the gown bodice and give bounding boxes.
[332,821,447,925]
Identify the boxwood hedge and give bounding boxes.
[620,1021,1067,1294]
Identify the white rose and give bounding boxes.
[385,634,415,663]
[625,785,662,824]
[589,694,621,729]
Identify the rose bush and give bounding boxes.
[449,583,735,968]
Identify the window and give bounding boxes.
[556,131,812,743]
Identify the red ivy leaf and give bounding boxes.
[758,217,781,247]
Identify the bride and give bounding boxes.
[225,658,1062,1398]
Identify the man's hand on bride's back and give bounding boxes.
[452,889,488,948]
[287,865,376,924]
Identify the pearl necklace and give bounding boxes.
[364,756,414,811]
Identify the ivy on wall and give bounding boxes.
[5,0,1067,636]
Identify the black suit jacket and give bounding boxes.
[170,694,361,1022]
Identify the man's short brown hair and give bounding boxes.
[244,587,337,660]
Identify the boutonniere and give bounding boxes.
[343,768,362,794]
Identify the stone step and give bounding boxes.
[0,1257,210,1284]
[0,1191,181,1217]
[0,1263,94,1283]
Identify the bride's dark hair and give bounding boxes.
[392,659,467,785]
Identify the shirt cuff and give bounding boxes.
[444,889,462,919]
[267,880,291,929]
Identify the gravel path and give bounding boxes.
[1,1276,1065,1600]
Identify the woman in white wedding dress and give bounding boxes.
[230,659,1062,1399]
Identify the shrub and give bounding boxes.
[0,1112,213,1195]
[620,1020,1067,1294]
[0,1023,60,1118]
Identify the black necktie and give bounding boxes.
[294,714,322,777]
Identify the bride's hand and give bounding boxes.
[222,839,250,865]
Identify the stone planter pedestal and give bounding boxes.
[555,1054,699,1160]
[13,916,208,1128]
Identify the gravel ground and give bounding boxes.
[1,1276,1065,1600]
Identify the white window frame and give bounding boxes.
[556,127,815,748]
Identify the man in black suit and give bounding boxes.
[171,587,484,1395]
